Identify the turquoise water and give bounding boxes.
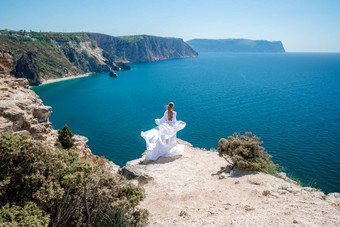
[32,53,340,194]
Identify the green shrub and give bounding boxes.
[0,133,148,226]
[57,124,74,149]
[0,202,49,226]
[218,132,278,175]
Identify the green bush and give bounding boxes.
[57,124,74,149]
[218,132,278,175]
[0,202,49,226]
[0,133,148,226]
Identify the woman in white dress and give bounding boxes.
[141,102,186,160]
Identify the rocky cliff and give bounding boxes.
[0,31,131,85]
[121,140,340,226]
[87,33,198,62]
[0,52,14,74]
[0,30,197,85]
[187,38,285,53]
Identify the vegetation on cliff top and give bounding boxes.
[0,33,82,82]
[0,132,148,226]
[118,35,143,43]
[117,35,182,43]
[218,132,278,175]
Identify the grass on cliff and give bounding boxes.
[0,132,148,226]
[118,35,142,43]
[0,33,84,79]
[218,132,279,175]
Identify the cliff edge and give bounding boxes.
[121,140,340,226]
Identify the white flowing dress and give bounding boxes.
[141,111,186,160]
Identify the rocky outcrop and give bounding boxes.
[187,38,286,53]
[59,40,112,73]
[0,75,46,135]
[0,52,13,74]
[0,75,119,173]
[124,140,340,226]
[0,75,52,139]
[87,33,198,63]
[14,52,41,85]
[109,70,118,77]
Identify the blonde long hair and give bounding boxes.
[167,102,174,121]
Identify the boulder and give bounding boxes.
[33,106,52,123]
[327,193,340,206]
[115,62,131,70]
[109,70,118,77]
[119,165,153,185]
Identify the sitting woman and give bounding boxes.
[141,102,186,161]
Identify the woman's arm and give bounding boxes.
[155,111,167,125]
[174,111,185,124]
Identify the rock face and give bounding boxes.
[0,75,52,139]
[87,33,198,62]
[187,38,286,53]
[109,70,118,77]
[14,52,41,86]
[115,62,131,70]
[0,32,130,85]
[0,52,13,74]
[124,140,340,226]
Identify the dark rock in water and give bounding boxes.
[109,70,118,77]
[116,62,131,70]
[14,52,41,85]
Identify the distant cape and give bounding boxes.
[186,39,285,53]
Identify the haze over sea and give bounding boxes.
[32,52,340,194]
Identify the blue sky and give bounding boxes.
[1,0,340,52]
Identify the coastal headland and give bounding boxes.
[0,30,198,86]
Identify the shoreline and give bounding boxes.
[36,73,94,86]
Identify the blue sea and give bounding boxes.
[32,52,340,194]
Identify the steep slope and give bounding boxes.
[87,33,198,62]
[187,38,285,53]
[0,31,126,85]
